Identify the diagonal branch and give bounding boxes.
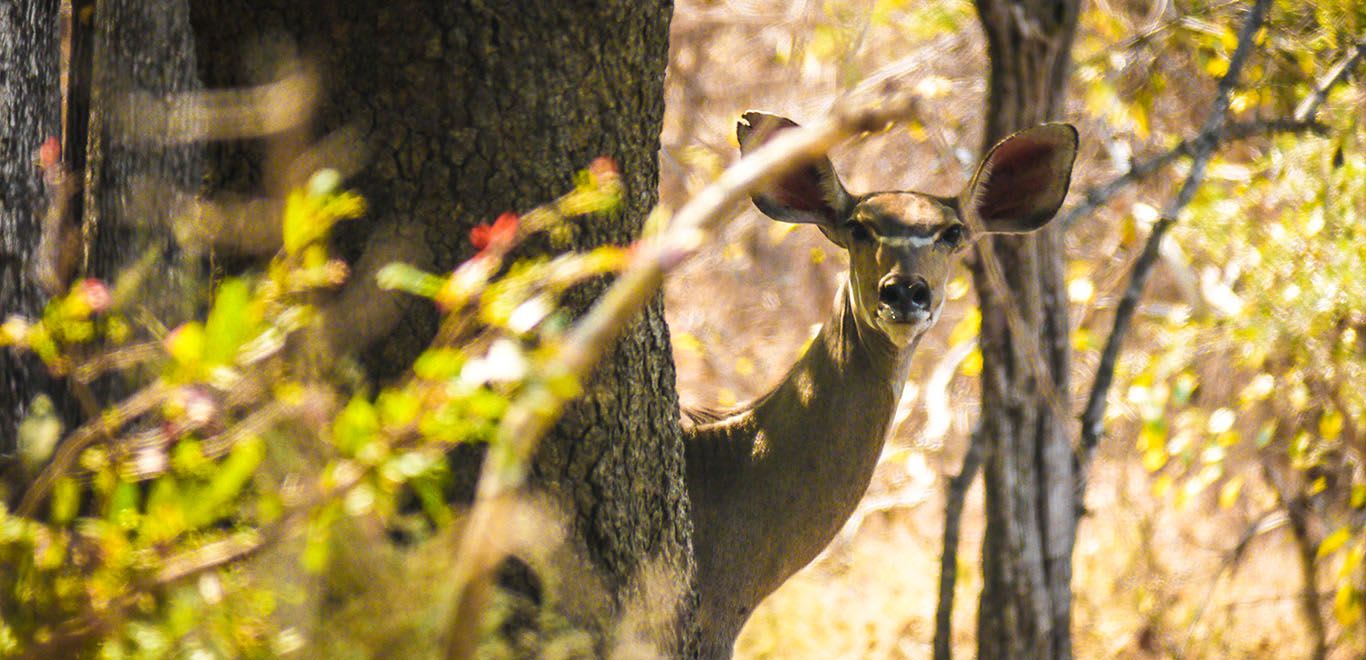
[441,94,922,660]
[1062,36,1364,232]
[1076,0,1366,477]
[1294,39,1366,122]
[1060,117,1327,229]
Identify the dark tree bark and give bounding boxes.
[970,1,1080,658]
[0,1,64,497]
[189,0,692,652]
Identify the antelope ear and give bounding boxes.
[738,111,852,228]
[961,123,1077,233]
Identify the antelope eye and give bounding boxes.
[846,222,873,243]
[938,224,966,249]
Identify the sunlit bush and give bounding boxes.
[0,161,626,656]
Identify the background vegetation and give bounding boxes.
[662,0,1363,657]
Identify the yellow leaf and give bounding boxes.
[1310,476,1328,496]
[809,247,826,264]
[1219,27,1239,51]
[674,332,702,357]
[164,322,206,368]
[959,348,982,377]
[1218,476,1243,509]
[1341,543,1365,579]
[1071,327,1092,352]
[1321,410,1344,441]
[1335,583,1362,628]
[1319,527,1352,558]
[1152,474,1174,498]
[948,308,980,345]
[735,357,755,377]
[1142,446,1168,473]
[1130,103,1150,139]
[1206,57,1229,78]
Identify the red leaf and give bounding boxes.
[39,136,61,171]
[589,156,618,179]
[470,212,519,251]
[75,279,111,314]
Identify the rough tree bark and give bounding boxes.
[970,1,1080,658]
[0,0,65,497]
[188,0,692,650]
[3,0,691,652]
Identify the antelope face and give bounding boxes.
[737,111,1078,349]
[840,192,963,347]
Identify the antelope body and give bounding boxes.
[683,112,1077,657]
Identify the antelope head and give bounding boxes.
[738,111,1078,349]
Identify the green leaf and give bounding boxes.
[107,480,140,529]
[205,434,266,508]
[377,388,422,428]
[375,262,445,299]
[333,396,380,455]
[203,278,253,367]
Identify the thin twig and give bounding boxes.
[442,93,922,660]
[68,341,162,382]
[1294,39,1366,123]
[17,382,172,516]
[1180,508,1287,654]
[933,427,984,660]
[1077,0,1273,473]
[1257,457,1328,660]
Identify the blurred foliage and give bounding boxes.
[661,0,1365,657]
[0,161,627,656]
[1072,0,1366,652]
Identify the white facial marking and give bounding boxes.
[876,234,935,248]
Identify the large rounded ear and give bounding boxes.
[960,123,1078,233]
[738,111,853,228]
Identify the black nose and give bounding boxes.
[878,276,932,313]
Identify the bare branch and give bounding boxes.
[1295,39,1366,122]
[1079,0,1326,476]
[17,382,172,516]
[933,428,984,660]
[110,66,319,144]
[442,93,922,660]
[1061,118,1327,229]
[1181,508,1288,654]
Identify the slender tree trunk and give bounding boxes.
[970,1,1079,658]
[190,1,693,652]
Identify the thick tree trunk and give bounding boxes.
[190,0,692,652]
[971,1,1079,658]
